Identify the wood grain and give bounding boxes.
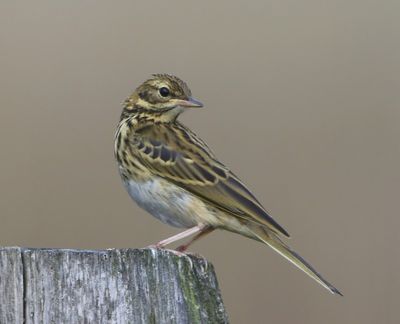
[0,247,228,324]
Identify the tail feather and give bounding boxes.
[252,228,342,296]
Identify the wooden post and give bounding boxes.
[0,247,229,324]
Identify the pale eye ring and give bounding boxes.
[159,87,170,97]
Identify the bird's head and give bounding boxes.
[123,74,203,122]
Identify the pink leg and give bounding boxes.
[150,225,206,248]
[176,226,215,252]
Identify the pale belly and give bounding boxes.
[123,176,219,228]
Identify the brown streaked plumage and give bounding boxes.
[115,74,342,295]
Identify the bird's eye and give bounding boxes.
[159,87,170,97]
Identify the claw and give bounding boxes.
[146,244,160,249]
[164,248,187,257]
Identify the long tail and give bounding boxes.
[251,227,342,295]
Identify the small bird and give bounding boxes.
[115,74,341,295]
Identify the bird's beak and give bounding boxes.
[174,97,203,108]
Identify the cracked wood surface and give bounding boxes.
[0,247,229,324]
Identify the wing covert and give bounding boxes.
[130,124,290,237]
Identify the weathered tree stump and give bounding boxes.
[0,247,229,324]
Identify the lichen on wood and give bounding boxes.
[0,247,229,324]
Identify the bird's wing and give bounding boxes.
[130,123,289,237]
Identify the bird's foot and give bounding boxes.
[146,244,187,257]
[146,243,163,249]
[165,248,187,257]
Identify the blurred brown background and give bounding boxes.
[1,1,399,323]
